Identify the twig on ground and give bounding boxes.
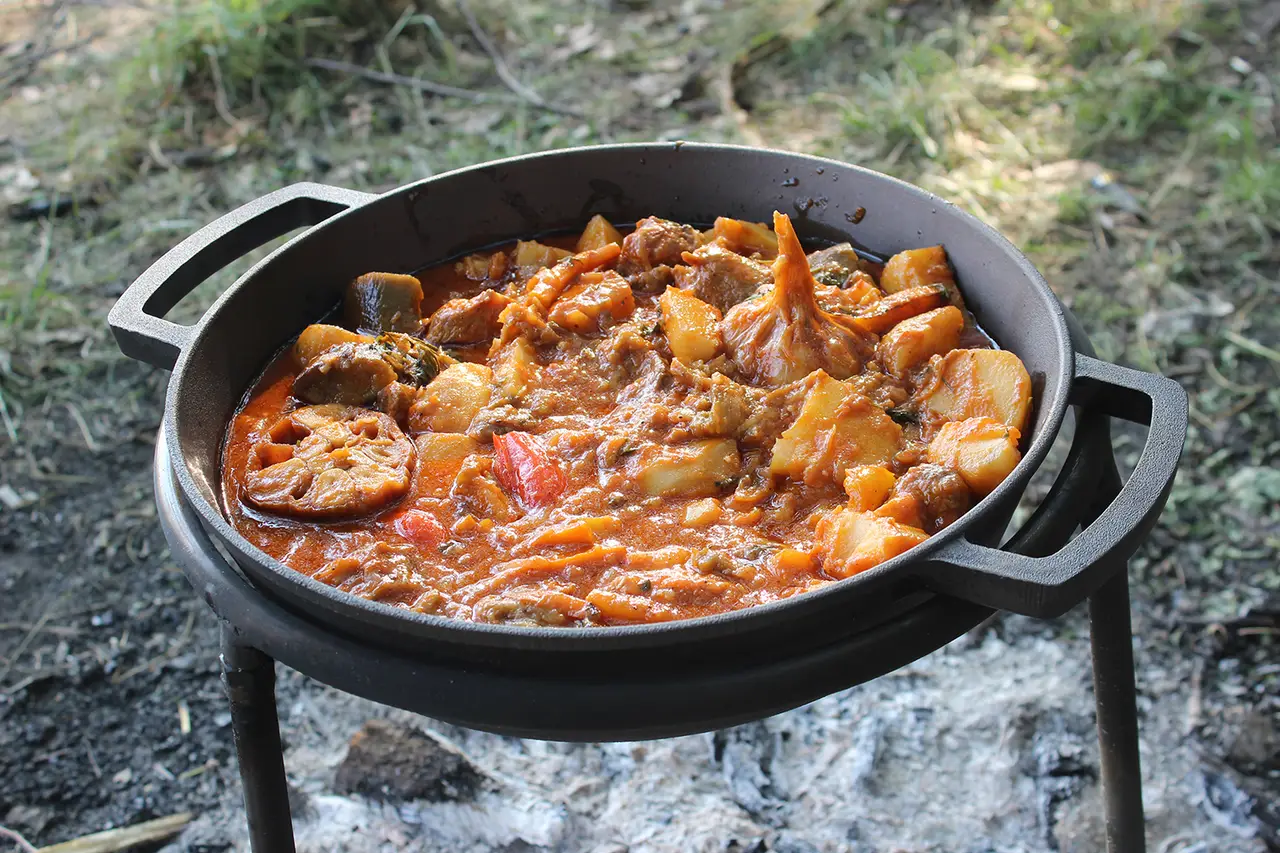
[0,386,18,443]
[33,813,192,853]
[0,824,39,853]
[0,622,80,637]
[456,0,582,116]
[0,610,51,688]
[1185,657,1203,735]
[1223,329,1280,364]
[82,736,103,779]
[456,0,539,106]
[65,403,98,452]
[307,57,506,104]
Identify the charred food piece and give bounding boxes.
[376,332,448,386]
[806,243,873,288]
[344,272,425,335]
[425,290,512,346]
[293,343,398,406]
[616,216,701,291]
[721,211,877,387]
[293,333,447,405]
[243,405,414,519]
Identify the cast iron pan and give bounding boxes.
[109,143,1187,669]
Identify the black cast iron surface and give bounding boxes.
[109,144,1188,668]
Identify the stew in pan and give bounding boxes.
[221,212,1032,626]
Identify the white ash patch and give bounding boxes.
[163,625,1255,853]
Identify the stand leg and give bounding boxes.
[1089,571,1146,853]
[221,625,297,853]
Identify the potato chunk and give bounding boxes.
[629,438,740,498]
[492,337,538,400]
[413,432,479,497]
[711,217,778,259]
[660,286,723,364]
[879,246,955,295]
[770,372,904,486]
[576,215,624,252]
[843,465,895,511]
[817,508,929,578]
[877,305,964,379]
[919,349,1032,433]
[548,271,635,334]
[408,363,493,433]
[513,240,572,277]
[928,417,1022,496]
[294,324,370,366]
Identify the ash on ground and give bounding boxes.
[157,618,1269,853]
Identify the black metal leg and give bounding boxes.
[1089,570,1146,853]
[221,625,297,853]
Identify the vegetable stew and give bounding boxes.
[221,212,1032,626]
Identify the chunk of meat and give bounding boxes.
[768,371,904,486]
[917,348,1032,433]
[659,286,722,363]
[425,290,511,345]
[662,361,754,443]
[344,272,425,334]
[710,217,778,259]
[294,324,370,367]
[292,343,398,405]
[450,454,518,522]
[807,243,874,288]
[873,463,972,533]
[849,284,950,335]
[817,508,928,578]
[455,251,509,283]
[672,243,771,313]
[377,381,422,426]
[877,305,965,379]
[737,375,812,447]
[721,212,877,386]
[243,406,414,519]
[617,216,701,291]
[493,431,567,509]
[312,540,441,610]
[408,363,493,433]
[548,270,635,334]
[927,417,1022,496]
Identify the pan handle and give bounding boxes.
[108,182,376,370]
[924,354,1188,617]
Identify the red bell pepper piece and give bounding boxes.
[393,508,446,548]
[493,431,566,509]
